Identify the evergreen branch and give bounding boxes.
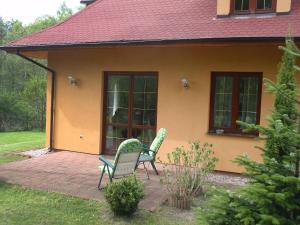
[279,46,300,57]
[294,65,300,72]
[264,78,300,105]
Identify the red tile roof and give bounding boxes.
[3,0,300,49]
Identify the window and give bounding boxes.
[209,72,262,135]
[103,72,158,155]
[235,0,250,12]
[233,0,276,14]
[256,0,273,10]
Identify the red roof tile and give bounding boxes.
[3,0,300,49]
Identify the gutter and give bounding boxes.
[17,51,56,151]
[1,36,300,52]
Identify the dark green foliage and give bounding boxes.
[208,172,300,225]
[0,18,6,45]
[197,38,300,224]
[104,175,144,216]
[0,3,74,131]
[57,2,73,21]
[272,40,298,126]
[196,188,240,225]
[0,53,47,131]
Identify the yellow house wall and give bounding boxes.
[45,73,52,147]
[217,0,231,16]
[276,0,292,13]
[46,44,282,173]
[216,0,292,15]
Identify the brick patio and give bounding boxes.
[0,151,167,211]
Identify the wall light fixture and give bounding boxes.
[68,76,79,86]
[181,78,189,89]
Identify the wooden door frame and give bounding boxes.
[100,71,159,155]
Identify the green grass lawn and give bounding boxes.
[0,182,193,225]
[0,131,45,164]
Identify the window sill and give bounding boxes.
[231,11,276,17]
[234,10,250,15]
[255,9,275,14]
[207,131,258,139]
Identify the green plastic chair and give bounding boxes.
[138,128,167,178]
[98,138,142,189]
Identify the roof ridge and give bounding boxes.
[8,0,104,46]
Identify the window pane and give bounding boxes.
[105,126,128,153]
[257,0,272,10]
[107,107,128,124]
[132,76,157,126]
[107,92,128,108]
[235,0,249,11]
[132,128,156,147]
[238,77,259,124]
[107,75,130,92]
[214,76,233,128]
[106,76,130,124]
[132,109,156,126]
[133,93,157,109]
[134,76,157,93]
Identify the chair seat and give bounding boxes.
[98,165,113,174]
[139,154,153,162]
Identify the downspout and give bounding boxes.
[17,50,56,151]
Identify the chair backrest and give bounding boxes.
[149,128,167,158]
[113,139,142,178]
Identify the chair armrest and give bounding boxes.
[142,145,155,155]
[99,155,114,168]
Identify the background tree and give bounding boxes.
[0,2,75,131]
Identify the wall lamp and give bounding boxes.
[181,78,190,89]
[68,76,79,86]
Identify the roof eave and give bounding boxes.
[1,36,299,52]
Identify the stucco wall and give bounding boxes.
[216,0,292,15]
[46,43,282,173]
[276,0,292,13]
[217,0,231,16]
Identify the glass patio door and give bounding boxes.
[102,72,158,155]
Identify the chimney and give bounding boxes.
[80,0,96,6]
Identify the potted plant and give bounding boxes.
[160,141,218,209]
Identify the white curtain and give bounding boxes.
[112,83,119,116]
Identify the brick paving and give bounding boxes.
[0,151,167,211]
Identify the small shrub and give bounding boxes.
[196,187,240,225]
[160,141,218,209]
[104,175,144,216]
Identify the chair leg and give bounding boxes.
[150,160,159,175]
[135,162,140,170]
[108,171,113,183]
[98,167,105,190]
[142,162,150,180]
